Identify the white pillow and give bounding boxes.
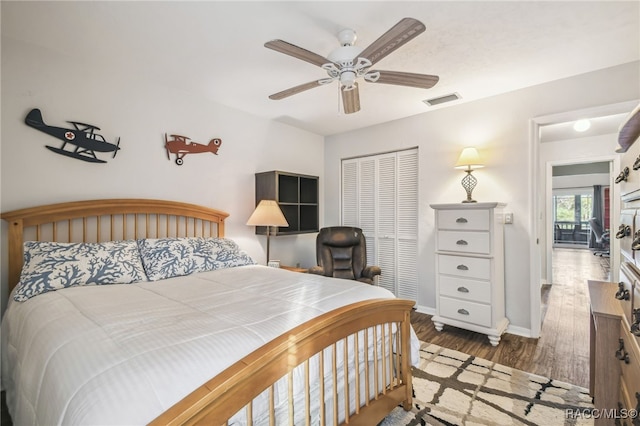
[15,240,148,301]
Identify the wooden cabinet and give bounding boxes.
[255,171,319,235]
[430,202,508,346]
[588,280,640,425]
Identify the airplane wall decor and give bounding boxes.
[25,108,121,163]
[165,133,222,165]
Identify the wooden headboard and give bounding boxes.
[1,199,229,294]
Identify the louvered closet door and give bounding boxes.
[376,153,397,294]
[340,148,418,301]
[396,150,418,301]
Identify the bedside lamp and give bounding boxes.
[454,147,484,203]
[246,200,289,264]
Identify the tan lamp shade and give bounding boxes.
[454,147,485,170]
[247,200,288,265]
[246,200,289,227]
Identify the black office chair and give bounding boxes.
[308,226,381,284]
[588,217,610,257]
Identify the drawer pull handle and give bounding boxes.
[456,217,468,223]
[615,339,630,364]
[633,231,640,251]
[632,308,640,336]
[456,264,469,271]
[615,166,629,183]
[457,308,470,315]
[456,239,468,246]
[457,286,469,293]
[615,282,630,301]
[616,224,631,239]
[633,155,640,170]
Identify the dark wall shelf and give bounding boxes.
[255,171,319,235]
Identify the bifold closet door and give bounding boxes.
[341,148,418,301]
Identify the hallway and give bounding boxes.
[536,248,610,386]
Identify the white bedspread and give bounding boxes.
[1,265,419,425]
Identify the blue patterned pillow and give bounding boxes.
[15,240,148,301]
[137,237,255,281]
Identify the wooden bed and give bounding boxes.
[1,198,414,426]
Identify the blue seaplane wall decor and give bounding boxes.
[25,108,121,163]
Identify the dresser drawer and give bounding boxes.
[439,296,492,327]
[619,209,636,263]
[619,263,636,326]
[619,324,640,405]
[439,275,491,304]
[438,230,490,254]
[438,254,491,280]
[437,209,490,231]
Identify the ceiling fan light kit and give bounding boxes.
[265,17,439,114]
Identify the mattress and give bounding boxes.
[1,265,419,425]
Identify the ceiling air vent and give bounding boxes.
[423,93,461,106]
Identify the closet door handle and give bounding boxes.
[456,264,469,271]
[457,286,470,293]
[457,308,470,315]
[456,217,468,223]
[456,239,468,246]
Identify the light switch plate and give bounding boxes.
[504,212,514,224]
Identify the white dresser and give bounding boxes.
[430,202,508,346]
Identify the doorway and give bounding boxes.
[551,163,609,250]
[549,161,612,284]
[529,100,634,338]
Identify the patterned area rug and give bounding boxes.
[380,342,594,425]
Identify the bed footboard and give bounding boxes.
[151,298,415,426]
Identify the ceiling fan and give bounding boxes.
[264,17,439,114]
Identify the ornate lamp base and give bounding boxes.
[461,170,477,203]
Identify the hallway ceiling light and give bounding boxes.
[573,119,591,132]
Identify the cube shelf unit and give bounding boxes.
[254,170,319,235]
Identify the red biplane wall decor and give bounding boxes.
[165,133,222,165]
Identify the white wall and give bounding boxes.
[0,37,324,314]
[324,61,640,334]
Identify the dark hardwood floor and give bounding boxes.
[0,248,608,423]
[412,248,609,389]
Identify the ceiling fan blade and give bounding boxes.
[356,18,426,66]
[269,80,324,100]
[372,70,439,89]
[342,83,361,114]
[265,40,331,68]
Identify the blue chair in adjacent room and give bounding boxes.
[589,217,610,257]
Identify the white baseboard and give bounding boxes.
[414,305,436,315]
[506,324,536,338]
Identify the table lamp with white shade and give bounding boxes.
[454,147,484,203]
[246,200,289,264]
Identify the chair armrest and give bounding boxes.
[362,265,381,279]
[308,266,325,276]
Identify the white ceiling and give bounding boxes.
[2,1,639,136]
